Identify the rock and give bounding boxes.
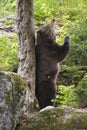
[0,16,16,36]
[17,106,87,130]
[0,16,16,23]
[0,71,28,130]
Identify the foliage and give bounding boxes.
[56,75,87,108]
[65,41,87,66]
[34,0,60,21]
[59,65,86,86]
[54,85,77,107]
[0,35,18,72]
[4,19,15,25]
[0,0,16,17]
[64,18,87,66]
[75,76,87,108]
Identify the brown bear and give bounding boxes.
[35,20,70,109]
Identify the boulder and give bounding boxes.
[0,71,28,130]
[17,106,87,130]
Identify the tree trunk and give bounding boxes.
[16,0,35,112]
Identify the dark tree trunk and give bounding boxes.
[16,0,35,112]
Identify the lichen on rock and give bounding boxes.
[17,106,87,130]
[0,71,28,130]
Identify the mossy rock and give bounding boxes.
[58,65,86,85]
[17,106,87,130]
[0,71,27,130]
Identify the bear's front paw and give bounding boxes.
[64,36,70,45]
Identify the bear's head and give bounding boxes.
[37,20,56,45]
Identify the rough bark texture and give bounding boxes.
[17,0,35,112]
[0,71,27,130]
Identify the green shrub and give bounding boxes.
[63,10,87,66]
[53,76,87,108]
[64,20,87,66]
[0,0,16,17]
[34,0,60,21]
[53,85,77,107]
[59,65,86,86]
[75,76,87,108]
[0,35,18,72]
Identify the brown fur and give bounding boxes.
[35,21,70,109]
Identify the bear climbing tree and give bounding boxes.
[35,20,70,109]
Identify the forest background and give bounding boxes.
[0,0,87,108]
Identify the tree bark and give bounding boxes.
[16,0,35,112]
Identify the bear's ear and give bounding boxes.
[57,36,70,62]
